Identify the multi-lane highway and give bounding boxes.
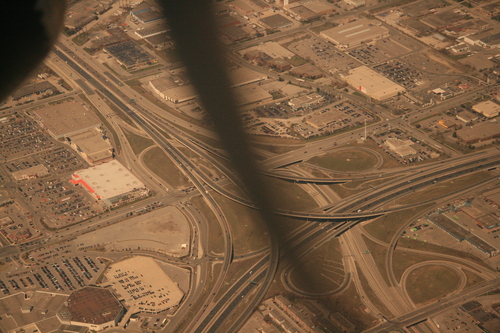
[41,28,500,333]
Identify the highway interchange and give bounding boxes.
[5,11,499,332]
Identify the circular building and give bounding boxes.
[57,286,125,331]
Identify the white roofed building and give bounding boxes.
[343,66,405,100]
[472,101,500,118]
[320,18,389,49]
[71,160,148,207]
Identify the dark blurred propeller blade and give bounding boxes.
[159,1,281,242]
[0,1,66,102]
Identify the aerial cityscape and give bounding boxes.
[0,0,500,332]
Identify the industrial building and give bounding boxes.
[344,0,366,7]
[456,110,478,124]
[456,122,500,144]
[148,80,198,104]
[65,0,113,30]
[472,101,500,118]
[91,28,129,49]
[320,18,389,49]
[71,160,148,206]
[288,93,324,110]
[343,66,406,100]
[11,81,57,100]
[289,64,324,79]
[32,100,101,139]
[232,84,273,106]
[145,32,173,49]
[242,41,295,59]
[135,22,170,39]
[57,287,125,331]
[306,109,345,129]
[149,67,267,104]
[287,5,320,22]
[462,28,500,48]
[130,2,164,24]
[259,14,294,30]
[68,127,114,165]
[219,25,250,42]
[385,138,417,157]
[105,256,184,314]
[427,213,498,255]
[229,0,255,14]
[11,164,49,181]
[104,41,158,69]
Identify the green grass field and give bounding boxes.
[122,129,154,155]
[396,171,492,206]
[264,177,319,211]
[363,204,434,243]
[288,238,344,294]
[142,147,191,188]
[308,149,378,172]
[190,195,224,255]
[406,265,460,304]
[212,192,269,256]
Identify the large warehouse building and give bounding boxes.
[472,101,500,118]
[71,161,148,206]
[343,66,406,100]
[105,256,184,314]
[320,18,389,49]
[149,67,268,104]
[69,127,114,165]
[33,100,102,139]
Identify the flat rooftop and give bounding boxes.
[472,101,500,118]
[259,14,293,29]
[343,65,405,100]
[66,287,123,325]
[229,67,267,87]
[72,160,145,200]
[33,100,101,138]
[232,83,272,106]
[456,121,500,142]
[70,127,113,162]
[105,41,156,67]
[106,256,184,313]
[11,81,56,99]
[320,18,388,47]
[242,41,295,59]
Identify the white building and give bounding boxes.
[343,66,405,100]
[320,18,388,49]
[71,160,148,206]
[472,101,500,118]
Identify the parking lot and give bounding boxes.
[0,112,88,180]
[0,113,55,161]
[286,34,362,73]
[242,92,376,139]
[370,126,441,164]
[1,252,104,295]
[18,178,103,229]
[374,60,424,90]
[303,98,377,136]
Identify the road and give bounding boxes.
[34,23,499,333]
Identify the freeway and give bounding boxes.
[51,43,244,333]
[49,27,500,333]
[364,278,500,333]
[323,149,500,213]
